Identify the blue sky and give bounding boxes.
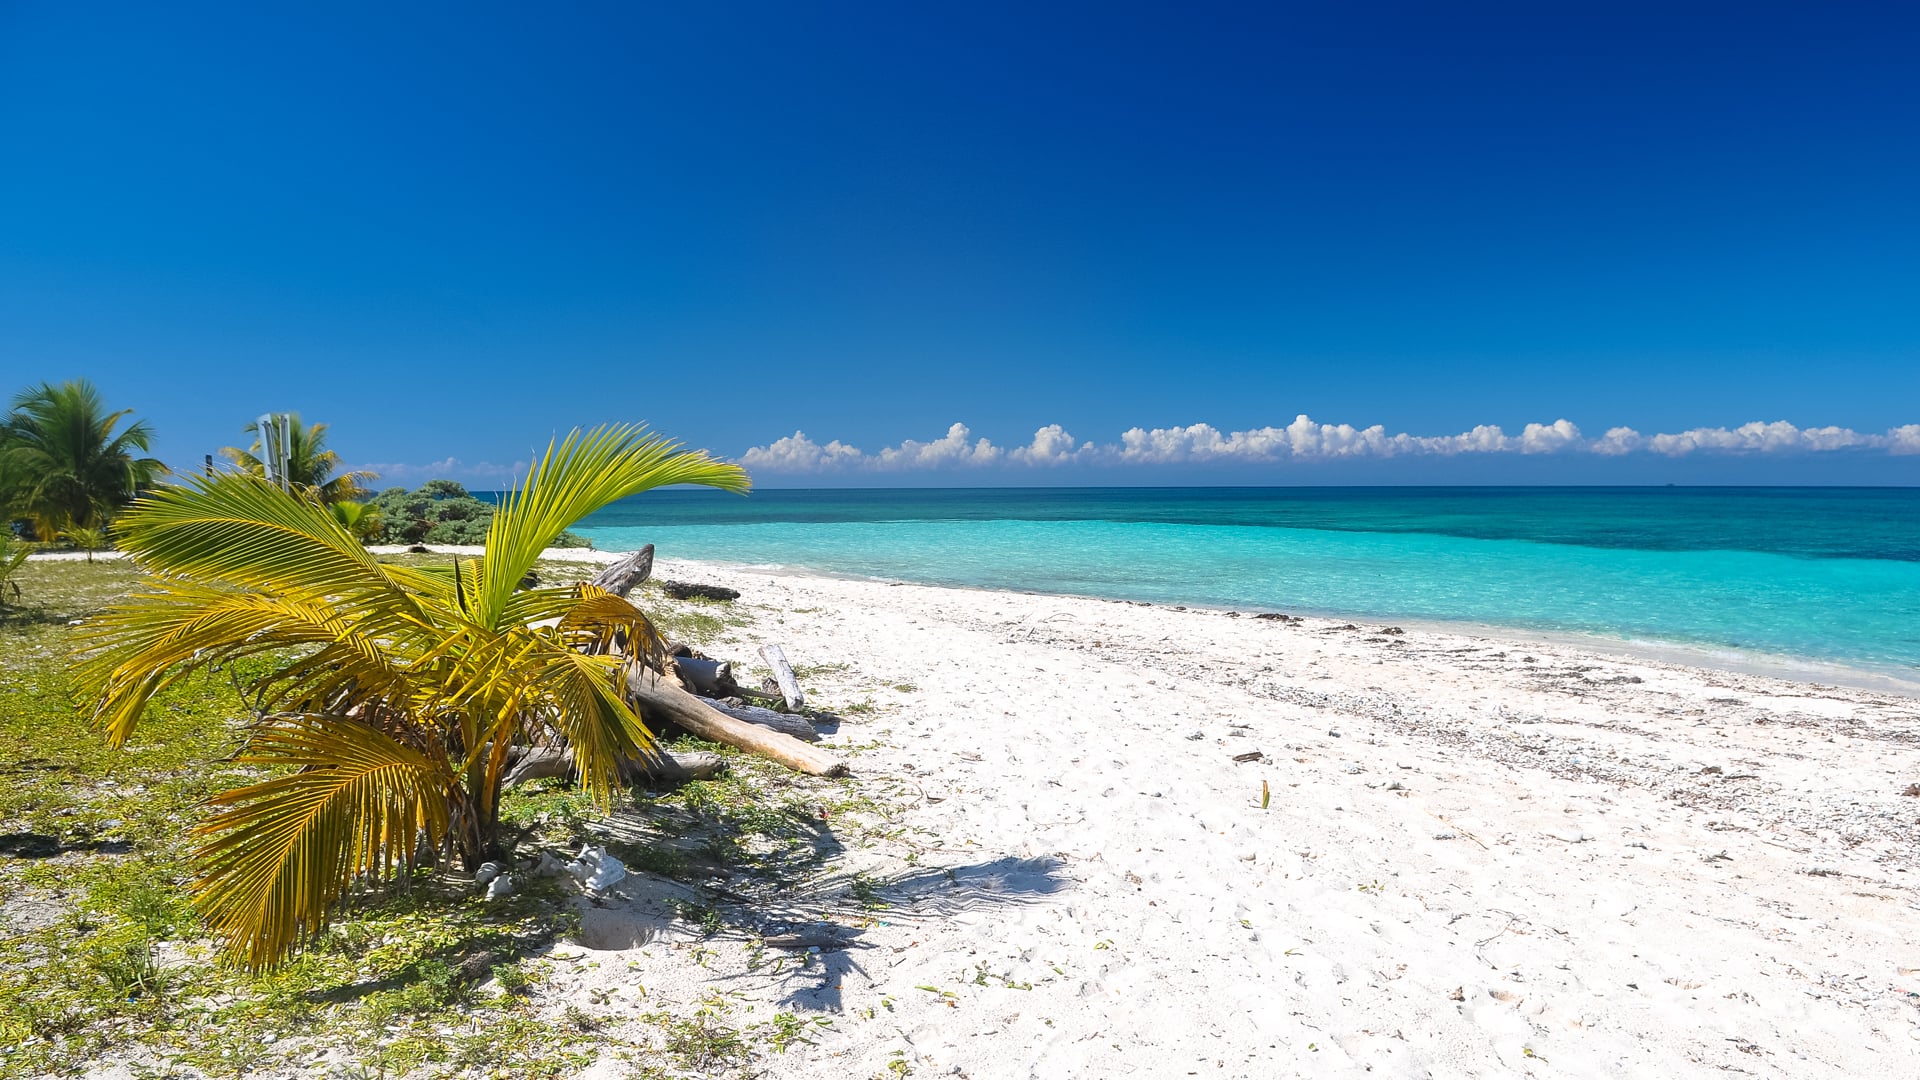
[2,2,1916,486]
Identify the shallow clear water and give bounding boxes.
[571,488,1920,676]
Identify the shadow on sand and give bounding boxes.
[704,855,1071,1013]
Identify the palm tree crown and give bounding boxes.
[1,380,166,537]
[74,424,749,968]
[221,414,377,505]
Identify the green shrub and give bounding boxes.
[368,481,590,547]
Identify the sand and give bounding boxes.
[514,554,1920,1080]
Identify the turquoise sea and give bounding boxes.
[572,488,1920,681]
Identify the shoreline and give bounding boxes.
[36,541,1920,695]
[588,547,1920,700]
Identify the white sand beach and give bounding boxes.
[449,553,1920,1080]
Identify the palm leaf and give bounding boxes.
[112,472,407,604]
[472,425,747,626]
[193,714,452,970]
[73,578,433,748]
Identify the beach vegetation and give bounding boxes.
[69,423,748,969]
[0,553,909,1078]
[327,494,385,541]
[220,412,377,506]
[0,378,165,540]
[0,535,27,603]
[649,994,752,1073]
[60,524,109,561]
[641,589,746,645]
[369,477,593,548]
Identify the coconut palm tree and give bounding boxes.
[0,380,166,538]
[61,525,108,562]
[73,425,748,969]
[221,414,377,506]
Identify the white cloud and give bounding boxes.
[1520,419,1583,454]
[1644,420,1884,456]
[739,431,867,472]
[1009,424,1086,465]
[346,457,530,487]
[1590,427,1644,456]
[873,422,1003,469]
[736,417,1920,472]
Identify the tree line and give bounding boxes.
[1,379,585,550]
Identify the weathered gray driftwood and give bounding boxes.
[705,698,820,742]
[625,666,846,777]
[500,745,725,788]
[672,656,732,696]
[588,544,654,598]
[759,644,805,711]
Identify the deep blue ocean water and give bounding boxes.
[571,488,1920,678]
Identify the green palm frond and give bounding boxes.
[529,647,657,799]
[109,471,405,601]
[474,425,747,626]
[194,714,453,970]
[0,538,30,604]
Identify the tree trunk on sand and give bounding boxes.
[625,666,847,777]
[589,544,654,598]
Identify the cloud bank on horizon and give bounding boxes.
[741,416,1920,472]
[346,457,532,486]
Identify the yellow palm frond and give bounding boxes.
[73,583,428,748]
[194,714,453,970]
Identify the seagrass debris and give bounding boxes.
[661,580,741,601]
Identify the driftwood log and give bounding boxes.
[499,745,726,788]
[672,656,732,696]
[625,666,847,777]
[589,544,654,598]
[704,698,820,742]
[669,648,781,704]
[759,644,806,711]
[661,580,740,601]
